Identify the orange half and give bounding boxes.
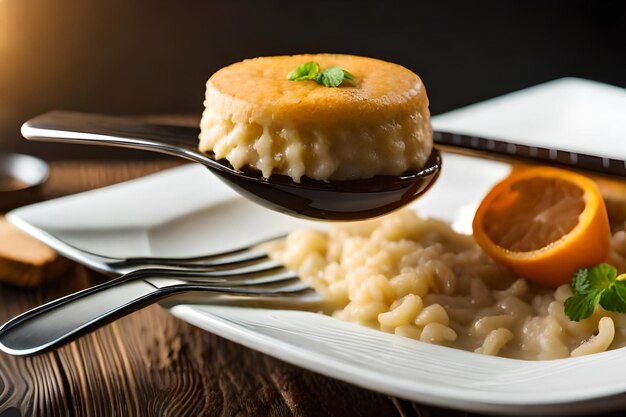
[473,167,611,287]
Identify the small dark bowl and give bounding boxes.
[0,153,49,212]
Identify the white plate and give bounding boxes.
[7,78,626,415]
[432,77,626,159]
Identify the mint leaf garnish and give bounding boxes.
[588,263,616,289]
[613,281,626,304]
[287,62,320,81]
[314,66,345,88]
[564,263,626,321]
[564,291,602,322]
[342,69,356,83]
[571,268,592,294]
[599,286,626,312]
[287,62,355,87]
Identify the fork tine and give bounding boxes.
[181,278,312,296]
[183,268,299,286]
[114,248,269,269]
[145,260,306,293]
[110,235,283,269]
[130,259,286,281]
[53,233,283,274]
[186,259,283,276]
[228,280,312,296]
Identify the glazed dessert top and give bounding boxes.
[206,54,429,125]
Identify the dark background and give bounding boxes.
[0,0,624,160]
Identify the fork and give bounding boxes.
[0,247,318,357]
[29,231,282,275]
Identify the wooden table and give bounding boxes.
[0,160,623,417]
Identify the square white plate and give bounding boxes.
[8,78,626,415]
[432,77,626,159]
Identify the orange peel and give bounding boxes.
[473,167,611,287]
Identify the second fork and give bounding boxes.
[0,250,316,357]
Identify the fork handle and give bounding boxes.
[0,279,173,356]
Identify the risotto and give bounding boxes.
[266,210,626,360]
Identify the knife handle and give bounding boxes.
[434,131,626,179]
[0,279,168,356]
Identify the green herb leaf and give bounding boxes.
[287,62,320,81]
[564,263,625,321]
[613,280,626,304]
[287,62,355,87]
[588,263,617,288]
[564,291,602,321]
[571,268,592,294]
[599,286,626,312]
[314,66,346,88]
[342,69,356,84]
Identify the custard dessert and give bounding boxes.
[199,54,433,182]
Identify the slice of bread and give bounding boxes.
[0,216,70,287]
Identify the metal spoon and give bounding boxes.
[21,111,441,220]
[23,111,624,221]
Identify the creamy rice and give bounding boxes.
[199,108,432,182]
[266,210,626,360]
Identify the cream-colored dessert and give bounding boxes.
[199,54,432,182]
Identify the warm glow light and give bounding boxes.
[0,1,11,55]
[0,0,17,132]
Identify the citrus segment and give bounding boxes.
[473,167,611,287]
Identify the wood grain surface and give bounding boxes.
[0,159,623,417]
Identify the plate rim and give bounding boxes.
[170,304,626,415]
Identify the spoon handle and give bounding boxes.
[434,131,626,179]
[22,111,625,178]
[21,111,223,169]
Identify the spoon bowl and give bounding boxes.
[21,111,440,220]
